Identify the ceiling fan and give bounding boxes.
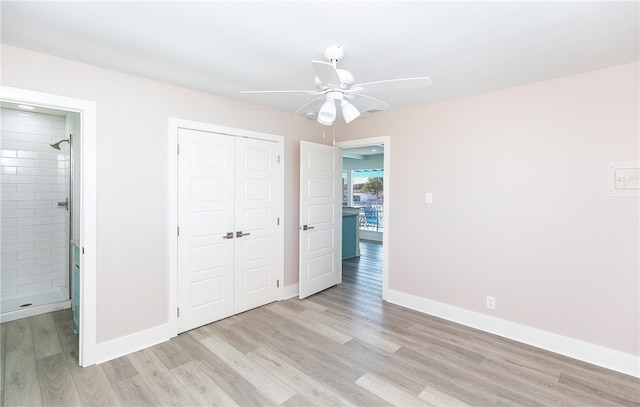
[241,45,432,126]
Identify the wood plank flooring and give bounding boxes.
[2,240,639,406]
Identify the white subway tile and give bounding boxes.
[35,192,66,201]
[1,167,17,175]
[17,217,51,226]
[17,167,59,176]
[1,150,17,157]
[18,201,52,209]
[1,130,19,140]
[17,150,57,160]
[1,241,34,252]
[50,185,68,193]
[33,176,58,184]
[2,225,36,235]
[51,278,67,288]
[33,159,59,169]
[35,255,65,266]
[35,126,64,137]
[36,224,66,233]
[3,274,35,288]
[17,280,52,294]
[0,157,34,167]
[0,183,18,191]
[35,239,65,249]
[1,219,18,229]
[2,175,35,184]
[17,133,54,144]
[18,184,52,192]
[1,208,36,218]
[0,286,17,297]
[16,264,52,276]
[2,192,35,201]
[35,208,64,217]
[51,262,67,271]
[1,269,17,280]
[17,248,52,260]
[35,270,66,282]
[1,252,17,262]
[1,121,19,132]
[1,201,17,209]
[50,232,67,240]
[1,140,35,150]
[1,110,20,123]
[17,232,51,243]
[50,216,66,224]
[50,246,67,256]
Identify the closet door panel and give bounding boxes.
[177,129,234,333]
[234,138,280,313]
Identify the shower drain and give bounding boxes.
[19,303,33,307]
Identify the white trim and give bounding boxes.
[0,86,97,367]
[283,283,299,300]
[95,323,171,364]
[386,289,640,378]
[168,117,285,337]
[0,301,71,323]
[335,136,391,300]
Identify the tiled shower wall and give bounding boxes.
[1,108,70,301]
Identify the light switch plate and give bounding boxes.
[608,161,639,197]
[425,192,433,204]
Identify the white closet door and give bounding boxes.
[299,141,342,299]
[177,128,234,333]
[233,137,281,313]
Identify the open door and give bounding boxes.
[299,141,342,299]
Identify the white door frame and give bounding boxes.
[1,86,98,366]
[335,136,390,300]
[168,118,284,336]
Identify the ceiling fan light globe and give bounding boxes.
[317,99,336,125]
[341,100,361,124]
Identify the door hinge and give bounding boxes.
[277,217,280,226]
[177,144,180,155]
[82,247,85,254]
[177,226,180,237]
[277,154,280,164]
[177,308,180,318]
[277,279,280,288]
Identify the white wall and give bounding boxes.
[339,62,640,357]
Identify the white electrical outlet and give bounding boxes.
[486,296,496,310]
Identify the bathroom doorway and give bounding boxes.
[1,86,97,367]
[0,103,78,321]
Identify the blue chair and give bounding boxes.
[363,207,379,229]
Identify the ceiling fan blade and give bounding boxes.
[353,77,432,93]
[346,93,390,112]
[312,60,341,88]
[241,90,320,95]
[294,96,325,114]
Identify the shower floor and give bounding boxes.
[1,287,70,323]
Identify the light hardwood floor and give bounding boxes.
[2,241,639,406]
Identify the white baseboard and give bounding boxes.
[94,323,172,365]
[386,289,639,378]
[283,283,299,300]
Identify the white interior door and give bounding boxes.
[299,141,342,299]
[234,137,281,313]
[178,128,235,333]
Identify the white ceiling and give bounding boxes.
[2,1,638,119]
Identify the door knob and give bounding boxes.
[236,231,251,238]
[222,232,234,239]
[302,225,314,231]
